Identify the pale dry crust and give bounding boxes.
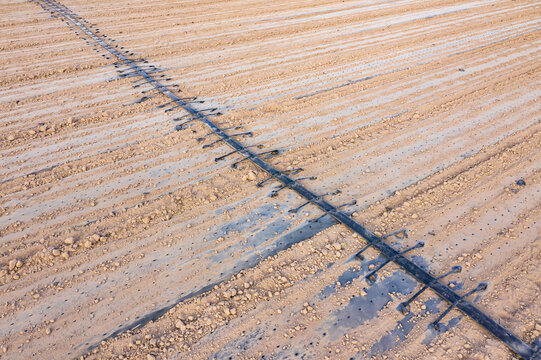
[0,0,539,359]
[90,124,541,360]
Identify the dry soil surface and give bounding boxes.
[0,0,540,359]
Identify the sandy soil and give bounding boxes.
[0,0,540,359]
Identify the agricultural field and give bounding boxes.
[0,0,540,359]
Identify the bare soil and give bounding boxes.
[0,0,540,359]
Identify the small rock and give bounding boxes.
[247,171,257,181]
[84,240,93,248]
[332,243,342,250]
[45,328,52,335]
[7,135,15,141]
[146,355,155,360]
[411,214,419,219]
[52,249,61,257]
[535,323,541,331]
[174,320,185,330]
[64,237,74,245]
[8,260,16,271]
[516,179,526,186]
